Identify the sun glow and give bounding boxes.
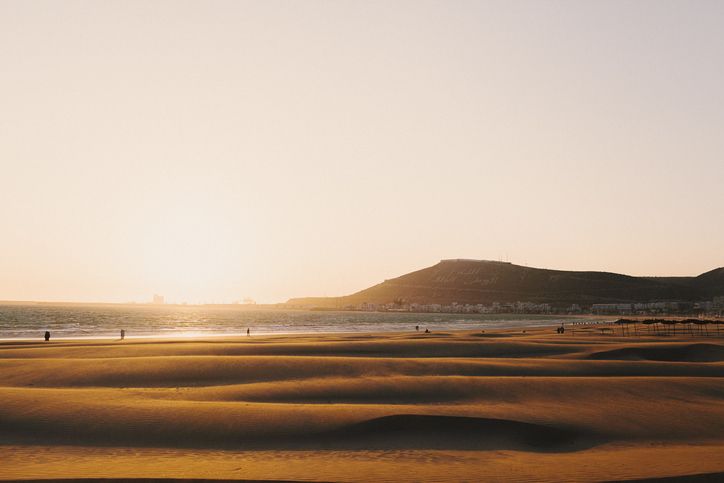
[134,198,249,299]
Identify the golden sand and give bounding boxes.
[1,324,723,482]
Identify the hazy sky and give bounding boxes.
[2,1,723,304]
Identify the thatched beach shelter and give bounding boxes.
[680,319,696,337]
[691,319,710,336]
[660,319,678,336]
[641,319,660,335]
[615,319,637,337]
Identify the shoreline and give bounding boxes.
[8,315,724,343]
[0,314,618,342]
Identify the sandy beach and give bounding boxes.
[2,323,724,482]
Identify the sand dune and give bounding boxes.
[319,414,581,451]
[3,355,724,389]
[2,325,724,482]
[586,342,724,362]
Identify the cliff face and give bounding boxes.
[287,260,722,307]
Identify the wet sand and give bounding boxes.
[1,323,724,482]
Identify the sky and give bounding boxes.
[1,1,723,304]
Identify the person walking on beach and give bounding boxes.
[44,331,50,341]
[120,329,125,340]
[247,328,250,337]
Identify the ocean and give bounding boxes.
[0,304,605,340]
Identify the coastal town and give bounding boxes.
[275,296,724,318]
[145,290,724,318]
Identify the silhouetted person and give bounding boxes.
[120,329,125,340]
[247,328,250,337]
[44,331,50,341]
[424,329,430,333]
[416,325,419,331]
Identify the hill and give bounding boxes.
[651,267,724,299]
[287,260,722,307]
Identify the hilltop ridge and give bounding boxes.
[287,260,723,307]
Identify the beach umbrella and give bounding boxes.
[615,319,634,337]
[691,319,710,336]
[660,319,677,336]
[641,319,659,335]
[680,319,696,337]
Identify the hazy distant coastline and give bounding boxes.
[4,260,724,318]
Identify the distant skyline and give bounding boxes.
[2,1,723,304]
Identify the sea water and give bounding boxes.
[0,304,606,340]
